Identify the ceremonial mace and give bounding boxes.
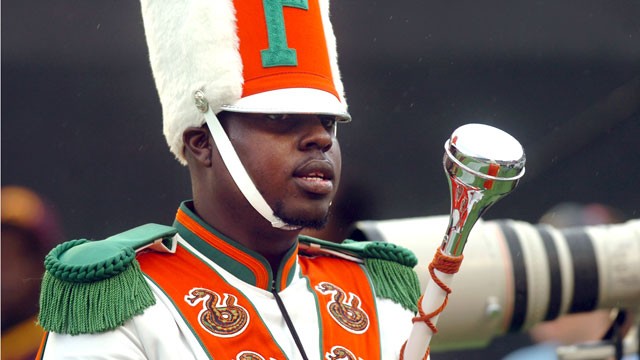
[402,123,526,359]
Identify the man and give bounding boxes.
[37,1,421,359]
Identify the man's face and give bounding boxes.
[218,112,342,229]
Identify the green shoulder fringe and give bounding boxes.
[38,223,177,335]
[299,236,421,313]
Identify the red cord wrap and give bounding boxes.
[399,251,464,360]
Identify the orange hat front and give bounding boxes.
[141,0,350,164]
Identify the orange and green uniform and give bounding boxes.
[37,201,420,359]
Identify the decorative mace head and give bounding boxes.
[441,123,526,256]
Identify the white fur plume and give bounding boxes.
[140,0,243,164]
[320,0,347,107]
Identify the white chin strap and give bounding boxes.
[197,95,300,230]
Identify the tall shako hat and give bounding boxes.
[140,0,350,164]
[141,0,349,229]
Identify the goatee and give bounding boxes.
[273,201,329,230]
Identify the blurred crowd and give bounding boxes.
[1,186,64,360]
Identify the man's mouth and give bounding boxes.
[300,172,328,181]
[293,162,335,195]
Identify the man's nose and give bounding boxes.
[299,118,334,152]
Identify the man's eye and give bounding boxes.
[320,116,337,129]
[266,114,289,121]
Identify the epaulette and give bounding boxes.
[38,223,178,335]
[299,236,421,313]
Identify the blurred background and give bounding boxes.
[2,1,639,358]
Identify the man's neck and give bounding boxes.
[190,199,300,273]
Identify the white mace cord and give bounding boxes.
[200,98,300,230]
[402,250,464,360]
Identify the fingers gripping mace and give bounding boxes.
[402,124,526,359]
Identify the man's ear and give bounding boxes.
[183,127,212,166]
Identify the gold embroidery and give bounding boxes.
[185,288,250,337]
[315,282,369,334]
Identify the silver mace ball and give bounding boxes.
[441,123,526,256]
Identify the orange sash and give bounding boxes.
[140,244,382,359]
[139,247,288,360]
[300,255,382,359]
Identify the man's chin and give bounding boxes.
[276,212,329,230]
[273,202,329,230]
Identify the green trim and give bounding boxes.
[273,243,298,292]
[44,224,177,283]
[359,263,384,356]
[299,236,421,312]
[45,239,134,282]
[364,258,420,313]
[176,203,268,285]
[174,220,259,286]
[37,223,176,335]
[173,243,289,357]
[144,276,213,360]
[38,260,155,335]
[175,202,298,290]
[284,256,297,290]
[300,269,325,360]
[299,236,418,267]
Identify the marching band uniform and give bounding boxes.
[37,1,423,358]
[38,202,419,359]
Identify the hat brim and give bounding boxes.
[219,88,351,122]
